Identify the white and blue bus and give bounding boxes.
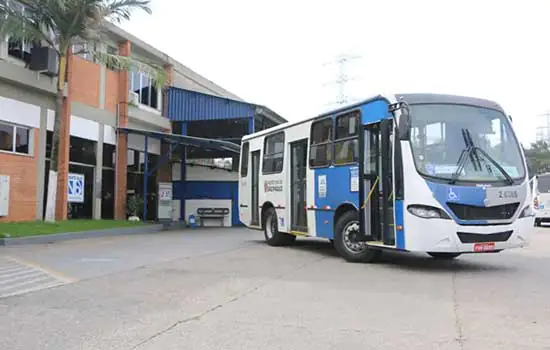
[238,93,534,262]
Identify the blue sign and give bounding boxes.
[68,173,85,203]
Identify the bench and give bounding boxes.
[196,207,230,227]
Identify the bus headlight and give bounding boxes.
[407,205,451,219]
[519,205,535,218]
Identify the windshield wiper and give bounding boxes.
[449,129,475,184]
[450,128,514,185]
[472,146,514,185]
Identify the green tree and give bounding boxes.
[524,140,550,176]
[0,0,166,222]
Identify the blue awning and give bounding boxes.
[118,127,241,154]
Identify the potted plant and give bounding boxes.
[126,195,144,222]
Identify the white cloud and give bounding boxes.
[121,0,550,144]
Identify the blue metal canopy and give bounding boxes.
[117,127,240,222]
[118,127,241,154]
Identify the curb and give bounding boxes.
[0,224,166,246]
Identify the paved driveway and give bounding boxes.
[1,227,549,349]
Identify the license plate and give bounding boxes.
[474,242,495,252]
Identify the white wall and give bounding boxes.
[46,113,161,156]
[185,199,232,227]
[0,96,40,128]
[185,165,238,182]
[128,133,161,155]
[104,125,116,145]
[47,110,100,142]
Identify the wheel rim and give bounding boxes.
[342,221,368,253]
[265,215,276,239]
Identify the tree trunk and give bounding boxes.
[44,54,67,222]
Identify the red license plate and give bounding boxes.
[474,242,495,252]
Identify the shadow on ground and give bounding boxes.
[248,237,517,274]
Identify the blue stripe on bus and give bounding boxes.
[395,200,405,250]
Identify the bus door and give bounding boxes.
[251,150,261,226]
[358,119,395,245]
[290,139,308,232]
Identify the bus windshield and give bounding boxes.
[408,103,525,183]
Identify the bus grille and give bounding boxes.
[457,231,513,243]
[447,202,519,221]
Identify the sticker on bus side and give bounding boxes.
[350,167,359,192]
[318,175,327,198]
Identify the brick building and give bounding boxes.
[0,20,284,223]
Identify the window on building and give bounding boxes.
[69,136,96,165]
[0,121,30,155]
[131,71,159,110]
[263,132,284,174]
[102,143,116,168]
[240,142,249,176]
[309,118,333,167]
[6,0,41,65]
[334,111,360,165]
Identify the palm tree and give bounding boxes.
[0,0,166,222]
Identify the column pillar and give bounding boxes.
[114,40,131,220]
[180,122,187,221]
[248,116,255,134]
[93,123,104,219]
[35,107,48,219]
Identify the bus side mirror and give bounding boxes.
[398,108,411,140]
[389,101,411,140]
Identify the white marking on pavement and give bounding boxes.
[0,256,76,299]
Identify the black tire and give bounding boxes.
[428,252,461,260]
[333,210,381,263]
[263,207,295,246]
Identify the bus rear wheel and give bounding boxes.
[263,207,296,246]
[334,210,380,263]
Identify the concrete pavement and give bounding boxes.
[1,227,549,349]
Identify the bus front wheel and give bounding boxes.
[334,210,380,263]
[263,207,296,246]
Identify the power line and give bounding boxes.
[536,110,550,142]
[323,53,362,107]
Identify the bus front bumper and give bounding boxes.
[404,215,534,254]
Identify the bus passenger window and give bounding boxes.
[334,111,360,165]
[263,132,285,174]
[309,118,333,167]
[240,142,249,176]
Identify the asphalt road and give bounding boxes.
[1,227,549,349]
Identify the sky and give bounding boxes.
[120,0,550,146]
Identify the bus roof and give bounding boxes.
[242,92,506,142]
[396,93,505,112]
[242,94,388,141]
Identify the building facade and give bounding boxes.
[0,18,285,223]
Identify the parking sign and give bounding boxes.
[68,173,85,203]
